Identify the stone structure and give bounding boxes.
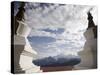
[12,2,42,73]
[75,11,97,69]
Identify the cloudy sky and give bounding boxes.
[14,2,97,58]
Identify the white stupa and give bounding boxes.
[75,11,97,69]
[13,3,42,73]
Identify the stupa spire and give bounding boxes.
[87,11,95,29]
[14,2,25,34]
[15,2,25,21]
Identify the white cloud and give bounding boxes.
[29,29,56,38]
[19,3,97,57]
